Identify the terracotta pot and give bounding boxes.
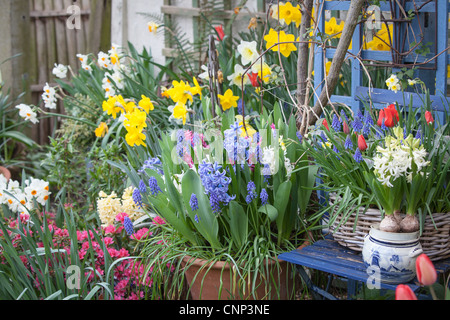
[181,255,294,300]
[0,166,11,181]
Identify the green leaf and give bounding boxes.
[228,201,248,250]
[257,204,278,222]
[181,169,222,250]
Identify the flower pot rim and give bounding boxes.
[181,254,284,270]
[370,223,420,241]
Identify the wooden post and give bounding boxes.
[0,0,32,103]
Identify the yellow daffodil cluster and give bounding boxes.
[364,24,393,51]
[270,2,302,27]
[264,28,297,58]
[325,17,344,39]
[101,94,154,147]
[163,78,203,125]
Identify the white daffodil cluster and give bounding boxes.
[373,127,429,187]
[15,104,39,124]
[0,174,51,215]
[385,74,401,93]
[98,44,128,98]
[52,63,68,79]
[42,83,58,109]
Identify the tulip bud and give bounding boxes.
[377,109,385,127]
[395,284,418,300]
[357,134,368,151]
[425,111,434,124]
[343,121,350,134]
[416,253,437,286]
[323,119,329,131]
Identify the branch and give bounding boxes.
[308,0,366,126]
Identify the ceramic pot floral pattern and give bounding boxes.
[362,224,423,284]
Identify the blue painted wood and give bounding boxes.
[314,0,449,123]
[278,238,450,298]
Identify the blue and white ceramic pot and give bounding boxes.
[362,224,423,284]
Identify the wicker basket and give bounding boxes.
[327,195,450,261]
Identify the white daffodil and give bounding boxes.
[15,104,39,124]
[237,40,259,66]
[98,51,113,70]
[227,64,249,87]
[52,63,68,79]
[77,53,92,71]
[42,83,57,109]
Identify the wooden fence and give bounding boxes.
[28,0,111,145]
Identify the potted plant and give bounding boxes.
[112,99,316,300]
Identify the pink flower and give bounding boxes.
[115,212,129,224]
[131,228,152,240]
[152,216,166,225]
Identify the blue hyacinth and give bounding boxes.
[331,114,341,132]
[138,180,147,194]
[189,193,199,211]
[246,181,257,204]
[260,188,269,206]
[123,217,135,236]
[353,149,363,163]
[148,177,162,196]
[296,131,303,143]
[132,188,143,208]
[138,157,163,175]
[198,161,235,213]
[352,116,363,133]
[344,135,353,150]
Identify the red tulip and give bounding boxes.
[248,72,260,87]
[387,103,399,123]
[395,284,418,300]
[383,107,396,128]
[425,111,434,124]
[416,253,437,286]
[323,119,329,131]
[215,25,225,41]
[377,109,385,127]
[357,134,368,151]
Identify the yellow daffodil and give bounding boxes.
[124,109,147,132]
[172,102,188,125]
[235,115,257,138]
[166,80,194,105]
[125,126,146,147]
[218,89,239,111]
[264,28,297,58]
[278,1,302,27]
[102,96,121,119]
[189,77,203,99]
[252,62,272,84]
[95,122,109,138]
[325,17,344,38]
[116,95,136,114]
[138,95,154,113]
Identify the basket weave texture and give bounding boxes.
[327,195,450,261]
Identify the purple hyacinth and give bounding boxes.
[331,114,341,132]
[260,188,268,206]
[123,217,135,236]
[296,131,303,143]
[352,116,363,133]
[138,157,163,175]
[148,177,162,196]
[189,193,199,211]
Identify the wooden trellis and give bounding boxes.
[314,0,449,123]
[28,0,111,145]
